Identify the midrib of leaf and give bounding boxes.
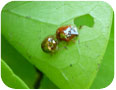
[3,10,58,26]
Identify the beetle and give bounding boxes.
[41,35,58,53]
[56,25,79,42]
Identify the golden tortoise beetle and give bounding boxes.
[41,35,58,53]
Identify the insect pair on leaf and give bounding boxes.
[41,25,79,53]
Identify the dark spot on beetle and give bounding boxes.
[70,64,72,67]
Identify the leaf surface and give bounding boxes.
[39,75,58,89]
[1,59,29,89]
[38,17,114,89]
[1,35,39,88]
[1,1,113,88]
[90,14,114,89]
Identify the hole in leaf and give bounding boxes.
[74,14,94,28]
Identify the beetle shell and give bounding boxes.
[41,36,58,53]
[56,25,79,42]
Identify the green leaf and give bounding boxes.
[1,1,113,89]
[1,59,29,89]
[90,14,114,89]
[2,1,29,10]
[39,75,58,89]
[1,35,39,88]
[41,15,114,89]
